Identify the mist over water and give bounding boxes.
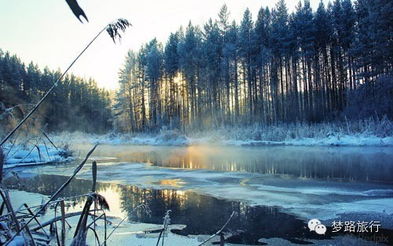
[73,144,393,183]
[8,144,393,244]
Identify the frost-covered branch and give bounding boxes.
[0,19,130,147]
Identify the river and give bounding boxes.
[6,144,393,245]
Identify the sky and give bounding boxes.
[0,0,328,90]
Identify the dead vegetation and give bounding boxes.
[0,144,114,245]
[0,144,237,245]
[0,17,238,245]
[0,19,132,245]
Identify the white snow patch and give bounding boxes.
[7,236,25,246]
[50,129,393,147]
[7,190,202,246]
[3,144,73,168]
[54,162,392,222]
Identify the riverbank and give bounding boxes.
[2,144,73,168]
[3,133,393,245]
[6,189,201,245]
[49,119,393,147]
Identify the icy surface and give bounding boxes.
[8,143,393,245]
[24,143,393,225]
[7,190,204,246]
[3,144,73,168]
[8,236,25,246]
[31,160,393,224]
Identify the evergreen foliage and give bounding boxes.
[115,0,393,132]
[0,50,112,134]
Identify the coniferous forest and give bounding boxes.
[1,0,393,135]
[1,1,393,245]
[0,50,112,134]
[115,0,393,133]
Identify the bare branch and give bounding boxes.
[197,211,236,246]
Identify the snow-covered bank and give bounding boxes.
[57,133,393,147]
[8,181,390,246]
[191,119,393,146]
[223,135,393,147]
[7,190,201,246]
[51,130,190,146]
[2,144,73,168]
[51,120,393,147]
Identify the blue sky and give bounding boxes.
[0,0,328,90]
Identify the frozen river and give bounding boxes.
[7,144,393,245]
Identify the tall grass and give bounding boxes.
[187,117,393,141]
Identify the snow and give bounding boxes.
[33,159,393,225]
[50,126,393,147]
[6,190,203,246]
[7,236,25,246]
[3,144,73,168]
[220,135,393,147]
[51,130,189,146]
[7,141,393,244]
[283,135,393,147]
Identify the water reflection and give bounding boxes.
[151,179,186,188]
[2,174,325,244]
[80,145,393,183]
[6,173,393,245]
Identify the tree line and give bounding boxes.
[115,0,393,132]
[0,49,112,134]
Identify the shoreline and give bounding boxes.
[7,171,393,228]
[7,176,393,245]
[50,131,393,147]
